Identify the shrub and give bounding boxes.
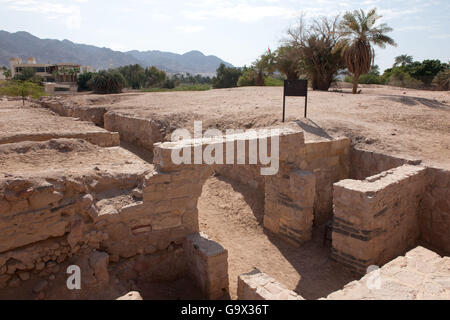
[88,70,125,94]
[432,69,449,91]
[77,72,93,91]
[237,68,257,87]
[387,69,424,89]
[0,80,47,99]
[212,63,242,88]
[162,79,175,89]
[345,73,381,84]
[264,76,284,86]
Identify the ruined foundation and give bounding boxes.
[0,97,448,300]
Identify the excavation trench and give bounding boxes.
[0,98,448,300]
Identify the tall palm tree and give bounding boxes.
[338,8,397,93]
[394,54,413,67]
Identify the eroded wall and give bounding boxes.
[420,167,450,254]
[331,165,428,273]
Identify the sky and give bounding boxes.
[0,0,449,72]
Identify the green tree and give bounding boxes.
[117,64,146,89]
[394,54,413,67]
[275,46,303,80]
[253,51,276,86]
[338,8,396,93]
[1,67,11,79]
[287,15,345,91]
[432,69,449,90]
[14,67,37,81]
[144,66,167,87]
[77,72,94,91]
[237,66,258,87]
[88,70,125,94]
[408,59,448,86]
[212,63,242,88]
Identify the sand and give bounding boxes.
[58,84,450,169]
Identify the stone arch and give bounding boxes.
[143,128,317,247]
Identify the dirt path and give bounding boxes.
[198,175,357,300]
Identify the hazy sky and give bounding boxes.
[0,0,449,71]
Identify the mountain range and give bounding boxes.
[0,30,233,75]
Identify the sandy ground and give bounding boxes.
[1,85,448,300]
[0,138,152,176]
[198,175,357,300]
[0,101,113,143]
[59,84,450,169]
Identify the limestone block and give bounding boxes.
[238,268,303,300]
[183,232,229,299]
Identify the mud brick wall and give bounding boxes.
[350,148,421,180]
[326,246,450,300]
[183,233,229,299]
[214,165,264,192]
[331,165,428,274]
[264,169,315,247]
[420,167,450,254]
[303,138,350,225]
[152,128,317,247]
[238,268,303,300]
[104,112,164,152]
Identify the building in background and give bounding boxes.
[9,57,86,94]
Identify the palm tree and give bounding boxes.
[394,54,413,67]
[338,8,397,94]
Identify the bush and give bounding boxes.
[141,84,211,92]
[344,73,381,84]
[264,76,284,86]
[237,68,257,87]
[88,70,125,94]
[387,69,424,89]
[77,72,94,91]
[212,63,242,88]
[162,79,175,89]
[0,80,47,99]
[432,69,449,91]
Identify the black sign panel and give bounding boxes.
[282,79,308,121]
[284,79,308,97]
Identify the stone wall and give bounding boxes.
[331,165,428,274]
[264,169,315,247]
[40,101,107,127]
[303,138,350,225]
[237,268,303,300]
[0,169,150,288]
[151,128,317,247]
[326,246,450,300]
[104,112,164,152]
[420,167,450,254]
[183,232,229,299]
[350,148,421,180]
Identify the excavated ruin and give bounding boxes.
[0,97,448,300]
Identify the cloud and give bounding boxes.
[175,25,205,33]
[0,0,82,30]
[184,3,298,22]
[396,25,432,32]
[429,33,450,40]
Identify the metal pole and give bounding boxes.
[282,92,286,122]
[304,90,307,118]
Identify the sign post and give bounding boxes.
[282,79,308,122]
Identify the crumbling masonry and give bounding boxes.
[0,99,448,299]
